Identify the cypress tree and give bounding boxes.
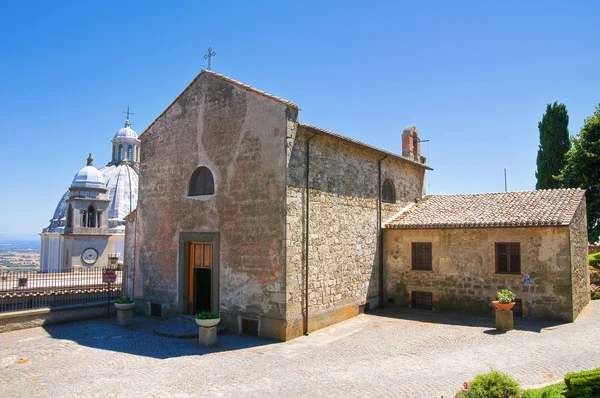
[535,102,570,189]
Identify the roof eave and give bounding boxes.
[300,123,433,171]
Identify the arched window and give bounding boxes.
[87,206,96,228]
[382,179,396,203]
[188,167,215,196]
[127,145,133,161]
[66,205,73,228]
[118,144,123,161]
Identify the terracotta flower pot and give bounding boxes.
[492,301,515,311]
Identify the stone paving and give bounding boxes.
[2,302,600,397]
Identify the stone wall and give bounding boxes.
[570,200,590,319]
[284,125,425,338]
[136,72,295,340]
[384,226,575,321]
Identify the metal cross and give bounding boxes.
[204,47,216,70]
[122,106,134,120]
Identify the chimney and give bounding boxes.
[402,126,424,163]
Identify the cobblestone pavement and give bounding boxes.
[2,302,600,397]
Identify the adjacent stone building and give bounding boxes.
[128,69,590,341]
[384,189,589,321]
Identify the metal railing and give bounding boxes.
[0,266,127,313]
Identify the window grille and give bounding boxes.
[512,298,523,318]
[412,242,432,271]
[412,291,433,310]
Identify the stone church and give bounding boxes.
[126,70,589,341]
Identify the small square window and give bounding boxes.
[412,242,432,271]
[412,291,433,310]
[495,243,520,274]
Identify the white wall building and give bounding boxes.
[39,117,140,272]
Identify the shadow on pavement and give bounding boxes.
[366,306,567,333]
[43,315,276,359]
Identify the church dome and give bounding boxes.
[99,163,139,229]
[114,119,138,140]
[70,154,106,189]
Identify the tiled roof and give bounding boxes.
[384,189,585,229]
[139,70,297,139]
[299,123,433,170]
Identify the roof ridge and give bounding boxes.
[385,189,586,230]
[299,123,432,170]
[139,70,297,139]
[423,188,583,197]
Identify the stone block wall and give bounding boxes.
[284,125,425,338]
[136,72,295,339]
[570,200,590,319]
[384,226,576,321]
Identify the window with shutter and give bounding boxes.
[495,242,520,274]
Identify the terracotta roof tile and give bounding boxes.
[384,188,585,229]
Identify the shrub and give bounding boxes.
[522,382,566,398]
[496,289,516,304]
[196,311,219,320]
[564,368,600,397]
[116,296,134,304]
[591,284,600,300]
[459,369,521,398]
[590,253,600,267]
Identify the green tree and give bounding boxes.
[536,102,570,189]
[559,103,600,243]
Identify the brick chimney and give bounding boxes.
[402,126,426,163]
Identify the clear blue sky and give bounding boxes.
[1,0,599,238]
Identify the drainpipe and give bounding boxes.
[305,132,317,336]
[378,155,387,308]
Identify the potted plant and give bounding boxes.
[195,311,220,328]
[493,289,516,311]
[114,296,135,327]
[114,296,136,311]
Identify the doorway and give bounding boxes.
[188,242,213,314]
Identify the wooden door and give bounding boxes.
[188,242,213,314]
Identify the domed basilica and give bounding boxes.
[39,115,140,272]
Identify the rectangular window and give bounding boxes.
[412,242,432,271]
[512,298,523,318]
[411,291,433,310]
[495,243,521,274]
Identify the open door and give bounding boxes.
[188,242,213,314]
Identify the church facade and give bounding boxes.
[128,70,428,340]
[40,118,140,272]
[128,70,589,341]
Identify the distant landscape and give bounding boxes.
[0,240,40,271]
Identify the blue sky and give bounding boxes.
[1,0,599,237]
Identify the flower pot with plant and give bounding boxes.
[493,289,516,311]
[114,296,136,311]
[114,297,135,327]
[196,311,220,328]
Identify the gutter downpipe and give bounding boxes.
[304,132,317,336]
[378,155,387,308]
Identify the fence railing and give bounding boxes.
[0,266,127,314]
